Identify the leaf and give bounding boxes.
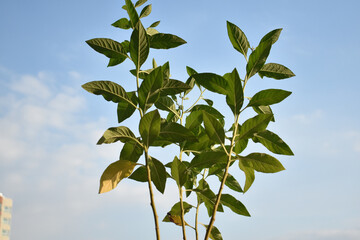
[128,166,147,182]
[184,130,213,153]
[163,202,193,225]
[220,194,250,216]
[246,40,272,79]
[97,126,138,145]
[203,111,225,144]
[160,122,197,143]
[189,151,228,170]
[138,66,163,111]
[204,98,213,106]
[252,105,274,122]
[190,105,224,120]
[82,81,134,106]
[259,28,282,46]
[108,57,127,67]
[234,138,248,154]
[201,224,223,240]
[146,27,159,36]
[139,4,152,18]
[149,33,187,49]
[195,179,224,216]
[149,20,160,28]
[160,79,191,96]
[223,68,244,115]
[120,141,143,162]
[130,21,149,69]
[216,172,243,193]
[185,110,203,131]
[111,18,131,29]
[117,91,137,123]
[248,89,292,107]
[171,156,188,186]
[226,21,249,59]
[125,0,139,27]
[259,63,295,80]
[99,160,137,193]
[149,157,167,193]
[192,73,228,95]
[253,130,294,155]
[238,153,285,173]
[238,161,255,193]
[154,96,178,115]
[139,110,161,147]
[86,38,128,62]
[135,0,147,8]
[237,114,273,140]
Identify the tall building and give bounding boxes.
[0,193,12,240]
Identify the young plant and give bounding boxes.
[82,0,295,240]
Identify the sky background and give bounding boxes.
[1,0,360,239]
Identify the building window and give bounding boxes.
[4,206,11,213]
[2,229,10,236]
[3,217,11,225]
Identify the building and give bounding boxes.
[0,193,12,240]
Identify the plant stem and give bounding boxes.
[204,115,240,240]
[144,148,161,240]
[179,186,187,240]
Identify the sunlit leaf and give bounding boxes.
[99,160,137,193]
[252,105,275,122]
[248,89,292,107]
[201,224,223,240]
[246,40,272,78]
[227,21,249,59]
[171,156,188,186]
[253,130,294,155]
[220,194,250,216]
[149,20,160,28]
[192,73,228,95]
[223,68,244,115]
[130,21,149,68]
[203,111,225,144]
[139,110,161,147]
[237,114,273,140]
[154,96,178,116]
[149,157,167,193]
[149,33,186,49]
[238,153,285,173]
[139,4,152,19]
[97,126,138,145]
[117,91,138,123]
[259,28,282,45]
[216,172,243,193]
[125,0,139,27]
[111,18,131,29]
[259,63,295,80]
[238,161,255,193]
[135,0,147,8]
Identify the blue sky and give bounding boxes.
[1,0,360,239]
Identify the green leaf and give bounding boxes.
[130,21,149,69]
[185,110,203,131]
[146,27,159,36]
[139,4,152,18]
[246,40,272,78]
[216,172,243,193]
[226,21,249,59]
[149,20,160,28]
[120,141,143,163]
[190,105,224,120]
[220,194,250,216]
[107,57,127,67]
[259,28,282,45]
[135,0,147,8]
[238,161,255,193]
[189,151,228,170]
[237,114,273,140]
[184,130,213,153]
[223,68,244,115]
[154,96,178,115]
[128,166,147,182]
[139,110,161,147]
[252,105,274,122]
[192,73,228,95]
[248,89,292,107]
[97,126,138,145]
[201,224,223,240]
[99,160,137,193]
[253,130,294,155]
[195,179,224,216]
[117,91,137,123]
[138,66,163,111]
[171,156,188,186]
[163,201,193,224]
[160,79,191,96]
[111,18,131,29]
[149,33,187,49]
[149,157,167,193]
[203,111,225,144]
[125,0,139,27]
[86,38,128,62]
[82,81,135,106]
[234,138,248,154]
[186,66,197,76]
[160,122,197,143]
[204,98,213,106]
[259,63,295,80]
[238,153,285,173]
